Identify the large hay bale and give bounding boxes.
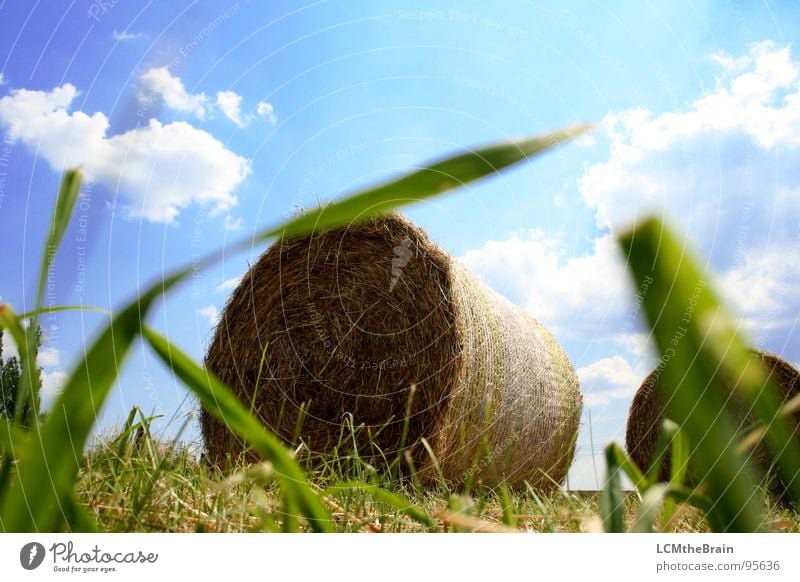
[202,214,582,489]
[625,351,800,503]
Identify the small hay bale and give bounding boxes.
[625,350,800,503]
[201,214,582,490]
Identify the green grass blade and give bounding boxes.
[0,272,184,532]
[18,305,111,319]
[633,483,667,533]
[113,406,141,459]
[608,442,649,494]
[658,420,690,528]
[0,418,27,452]
[601,444,626,533]
[619,217,775,532]
[141,326,332,532]
[703,340,800,504]
[105,127,592,344]
[663,484,713,514]
[62,494,97,533]
[498,482,518,528]
[36,169,83,310]
[326,481,436,529]
[0,305,40,425]
[256,125,591,241]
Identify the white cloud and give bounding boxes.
[37,346,60,368]
[198,305,220,326]
[112,30,143,42]
[0,332,61,367]
[571,41,800,347]
[0,72,5,86]
[614,332,652,359]
[461,232,633,340]
[224,215,243,231]
[216,93,277,127]
[718,245,800,336]
[40,370,68,401]
[139,67,209,119]
[1,329,18,360]
[579,41,800,234]
[215,276,242,294]
[577,356,643,406]
[257,101,277,124]
[711,52,750,72]
[216,91,244,126]
[0,83,251,223]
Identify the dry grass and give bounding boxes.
[75,431,800,533]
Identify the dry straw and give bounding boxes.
[202,214,582,490]
[625,350,800,503]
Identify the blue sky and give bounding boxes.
[1,1,799,489]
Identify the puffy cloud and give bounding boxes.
[0,72,5,86]
[1,333,68,406]
[1,332,61,368]
[40,370,68,402]
[1,329,18,360]
[461,232,632,340]
[137,68,277,128]
[112,30,143,41]
[138,67,209,118]
[718,245,800,337]
[223,215,243,231]
[216,91,244,126]
[577,356,643,406]
[579,41,800,236]
[570,41,800,349]
[0,83,251,223]
[215,276,242,294]
[37,346,60,367]
[257,100,277,124]
[216,92,277,127]
[198,305,220,326]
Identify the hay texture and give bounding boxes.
[202,214,582,489]
[625,351,800,503]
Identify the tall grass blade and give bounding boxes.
[608,442,648,493]
[142,326,332,532]
[256,126,591,241]
[618,217,787,531]
[498,482,518,528]
[633,483,667,533]
[22,170,85,426]
[0,272,184,532]
[326,481,437,529]
[0,305,38,424]
[36,169,83,309]
[657,420,690,528]
[601,444,626,533]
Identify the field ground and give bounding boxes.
[75,432,800,533]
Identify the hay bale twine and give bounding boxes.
[625,351,800,503]
[202,213,582,489]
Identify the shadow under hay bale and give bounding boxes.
[625,350,800,505]
[201,214,582,490]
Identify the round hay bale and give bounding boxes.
[625,351,800,503]
[201,213,582,490]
